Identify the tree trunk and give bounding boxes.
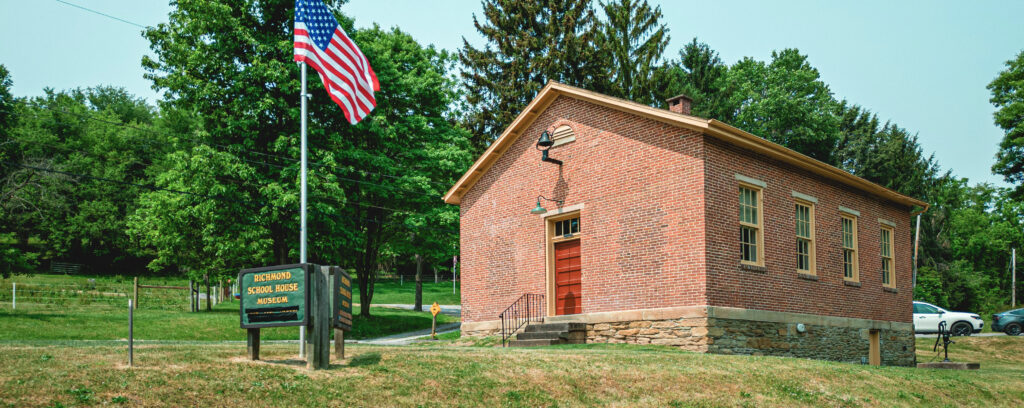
[434,265,439,284]
[414,254,423,312]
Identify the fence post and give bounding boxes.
[205,274,211,311]
[11,282,15,310]
[128,299,134,367]
[133,277,139,310]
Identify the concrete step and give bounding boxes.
[517,330,586,341]
[523,322,586,333]
[509,339,562,347]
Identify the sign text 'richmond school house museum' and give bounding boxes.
[444,82,928,366]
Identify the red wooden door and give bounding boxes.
[554,239,582,315]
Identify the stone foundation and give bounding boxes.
[464,306,916,366]
[587,317,914,366]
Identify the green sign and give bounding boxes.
[239,264,311,328]
[333,266,353,331]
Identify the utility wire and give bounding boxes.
[1,160,458,234]
[54,0,149,29]
[32,105,451,194]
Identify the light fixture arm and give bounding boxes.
[530,195,564,214]
[537,195,563,206]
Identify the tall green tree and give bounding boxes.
[459,0,606,151]
[143,0,349,268]
[143,0,472,315]
[988,50,1024,198]
[1,87,167,273]
[127,145,272,282]
[322,26,473,315]
[654,38,735,119]
[726,49,840,164]
[597,0,669,105]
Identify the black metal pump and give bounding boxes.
[933,321,954,362]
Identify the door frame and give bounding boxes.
[541,207,583,317]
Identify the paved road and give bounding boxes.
[355,303,461,317]
[357,322,462,345]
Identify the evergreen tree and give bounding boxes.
[597,0,669,105]
[988,50,1024,198]
[459,0,606,151]
[654,38,735,119]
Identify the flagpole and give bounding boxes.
[298,62,309,358]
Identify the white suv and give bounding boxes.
[913,301,984,336]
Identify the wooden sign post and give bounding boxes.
[305,266,330,370]
[430,302,441,340]
[332,267,353,360]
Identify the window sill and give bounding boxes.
[843,280,862,287]
[740,263,767,273]
[797,273,819,281]
[883,286,898,293]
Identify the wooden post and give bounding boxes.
[431,313,437,340]
[247,328,260,360]
[306,266,330,370]
[133,277,139,310]
[334,328,344,360]
[128,299,134,367]
[188,280,194,312]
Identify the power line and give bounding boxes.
[32,105,452,195]
[53,0,148,29]
[1,159,458,235]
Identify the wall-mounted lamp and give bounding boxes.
[536,131,563,166]
[530,195,564,215]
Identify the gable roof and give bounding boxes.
[443,81,928,211]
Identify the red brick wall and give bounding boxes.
[703,137,914,323]
[458,95,914,325]
[459,96,708,323]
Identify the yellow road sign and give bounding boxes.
[430,302,440,316]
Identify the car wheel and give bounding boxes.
[950,321,973,336]
[1006,324,1022,336]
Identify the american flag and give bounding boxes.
[294,0,379,124]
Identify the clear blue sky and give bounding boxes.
[1,0,1021,187]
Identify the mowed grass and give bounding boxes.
[1,337,1022,407]
[0,301,457,342]
[356,279,461,305]
[1,273,461,306]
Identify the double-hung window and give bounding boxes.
[739,185,763,265]
[795,201,815,274]
[842,215,858,281]
[881,226,895,288]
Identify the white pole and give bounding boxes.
[11,282,15,310]
[912,213,921,291]
[298,62,309,358]
[1012,248,1016,308]
[452,254,457,295]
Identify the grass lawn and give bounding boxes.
[1,273,462,308]
[1,336,1022,407]
[355,279,461,305]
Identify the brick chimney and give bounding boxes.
[666,94,693,115]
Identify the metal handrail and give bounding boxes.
[499,293,545,347]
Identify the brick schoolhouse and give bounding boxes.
[444,82,928,366]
